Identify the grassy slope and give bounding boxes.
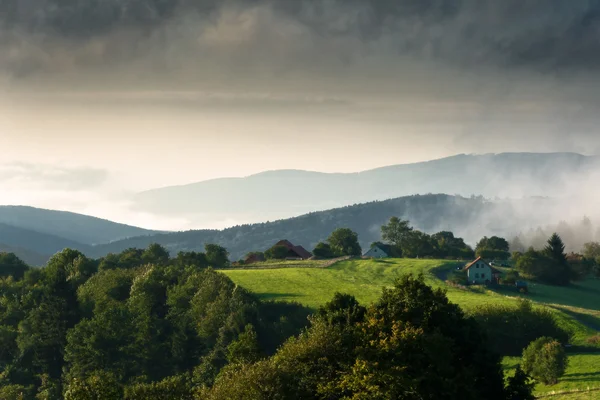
[223,258,600,398]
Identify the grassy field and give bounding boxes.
[223,258,600,398]
[224,258,461,308]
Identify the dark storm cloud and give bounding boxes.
[2,0,600,79]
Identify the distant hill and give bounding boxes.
[91,194,558,260]
[0,223,90,263]
[0,243,50,267]
[0,206,158,245]
[134,152,599,227]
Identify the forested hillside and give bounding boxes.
[91,194,493,259]
[0,206,157,245]
[0,223,90,260]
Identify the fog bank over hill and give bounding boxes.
[134,152,600,228]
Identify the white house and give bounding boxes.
[464,257,500,285]
[363,245,390,258]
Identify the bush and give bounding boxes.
[448,270,467,285]
[505,365,535,400]
[470,300,571,356]
[312,242,335,259]
[522,337,568,385]
[265,245,290,260]
[502,270,520,285]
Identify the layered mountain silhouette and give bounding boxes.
[134,152,598,226]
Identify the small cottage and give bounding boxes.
[464,257,501,285]
[363,244,390,258]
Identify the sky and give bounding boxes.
[1,0,600,229]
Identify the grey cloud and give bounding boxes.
[3,0,600,80]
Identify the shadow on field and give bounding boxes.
[561,371,600,383]
[257,293,302,300]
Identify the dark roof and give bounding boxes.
[273,240,312,259]
[292,245,312,259]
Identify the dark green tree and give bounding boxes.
[312,242,335,259]
[327,228,362,256]
[0,253,29,280]
[173,251,208,269]
[204,244,230,268]
[226,324,261,364]
[505,365,535,400]
[264,245,290,260]
[381,217,412,250]
[142,244,170,266]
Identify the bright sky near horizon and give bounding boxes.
[2,1,600,229]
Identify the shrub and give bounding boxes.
[265,245,289,260]
[448,270,467,285]
[505,365,535,400]
[312,242,335,259]
[522,337,568,385]
[586,335,600,346]
[502,270,519,285]
[470,300,571,356]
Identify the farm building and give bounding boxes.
[274,240,313,260]
[244,253,265,264]
[464,257,501,285]
[363,244,391,258]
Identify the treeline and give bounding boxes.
[0,242,579,398]
[0,246,310,399]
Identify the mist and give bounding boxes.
[1,0,600,234]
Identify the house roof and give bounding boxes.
[364,244,390,256]
[274,240,312,259]
[464,257,502,274]
[292,245,312,259]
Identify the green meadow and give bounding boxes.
[223,258,600,398]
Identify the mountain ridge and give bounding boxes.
[0,205,159,245]
[133,152,600,227]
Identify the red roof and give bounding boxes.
[464,257,501,274]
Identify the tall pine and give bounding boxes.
[543,233,571,285]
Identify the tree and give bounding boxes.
[142,244,170,266]
[502,270,520,285]
[0,253,29,280]
[203,275,513,400]
[327,228,362,256]
[401,230,436,258]
[582,242,600,260]
[381,217,412,251]
[63,371,123,400]
[477,236,510,252]
[522,337,568,385]
[264,245,289,260]
[227,324,261,364]
[517,248,569,286]
[204,244,230,268]
[476,236,510,260]
[470,300,570,356]
[544,233,568,266]
[312,242,335,259]
[505,365,535,400]
[173,251,208,269]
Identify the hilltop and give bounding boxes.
[134,152,599,226]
